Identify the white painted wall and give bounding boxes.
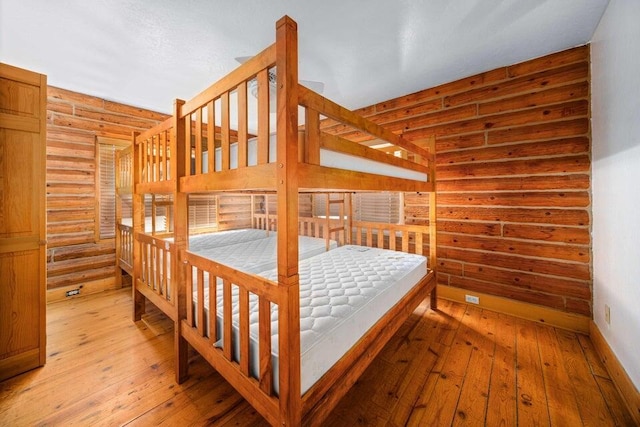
[591,0,640,389]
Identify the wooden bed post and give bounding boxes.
[172,99,190,383]
[132,131,145,321]
[276,15,301,426]
[427,135,438,310]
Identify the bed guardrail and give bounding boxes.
[135,232,177,320]
[351,220,430,258]
[175,37,435,196]
[178,44,277,193]
[117,223,134,273]
[135,118,174,193]
[182,250,281,418]
[252,213,346,248]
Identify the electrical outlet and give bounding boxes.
[465,294,480,305]
[605,304,611,325]
[66,289,80,297]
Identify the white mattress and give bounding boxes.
[138,229,280,300]
[202,134,428,182]
[197,245,427,395]
[120,216,167,233]
[192,235,336,274]
[188,228,269,252]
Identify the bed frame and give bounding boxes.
[116,134,174,288]
[131,16,437,426]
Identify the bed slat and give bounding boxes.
[223,279,232,361]
[197,268,205,337]
[162,248,168,296]
[239,288,250,376]
[238,81,248,168]
[195,108,203,175]
[259,297,272,395]
[208,272,217,345]
[207,100,215,173]
[186,263,194,327]
[257,69,269,165]
[185,113,193,177]
[221,92,230,171]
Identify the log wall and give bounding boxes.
[328,46,592,316]
[46,87,169,290]
[46,46,592,314]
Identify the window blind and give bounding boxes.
[98,144,116,239]
[121,194,132,221]
[313,192,400,224]
[354,192,400,224]
[189,194,218,230]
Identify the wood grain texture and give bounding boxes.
[330,46,591,315]
[45,86,169,290]
[0,63,47,380]
[2,290,631,426]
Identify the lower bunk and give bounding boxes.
[179,222,436,426]
[132,214,341,323]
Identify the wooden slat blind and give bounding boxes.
[97,143,116,239]
[188,194,218,231]
[314,192,400,224]
[353,192,400,224]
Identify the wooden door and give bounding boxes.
[0,63,47,381]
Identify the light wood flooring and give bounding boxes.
[0,288,634,426]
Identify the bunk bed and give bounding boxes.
[132,16,437,426]
[115,135,172,288]
[130,112,340,355]
[115,144,133,286]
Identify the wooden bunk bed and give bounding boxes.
[132,16,436,426]
[115,144,133,286]
[129,115,334,369]
[115,135,173,288]
[131,117,179,323]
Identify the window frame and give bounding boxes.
[95,136,129,242]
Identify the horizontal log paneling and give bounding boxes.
[486,118,589,145]
[374,68,508,112]
[335,46,592,315]
[437,233,589,263]
[436,137,589,165]
[437,154,590,179]
[502,224,590,245]
[462,264,591,300]
[437,191,590,208]
[438,246,591,281]
[436,207,589,226]
[46,86,169,290]
[506,45,589,78]
[443,62,588,108]
[436,174,590,192]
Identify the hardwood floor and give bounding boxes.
[0,288,634,426]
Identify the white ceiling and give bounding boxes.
[1,0,609,115]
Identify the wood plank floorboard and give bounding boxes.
[0,288,634,426]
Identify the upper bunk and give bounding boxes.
[134,19,434,197]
